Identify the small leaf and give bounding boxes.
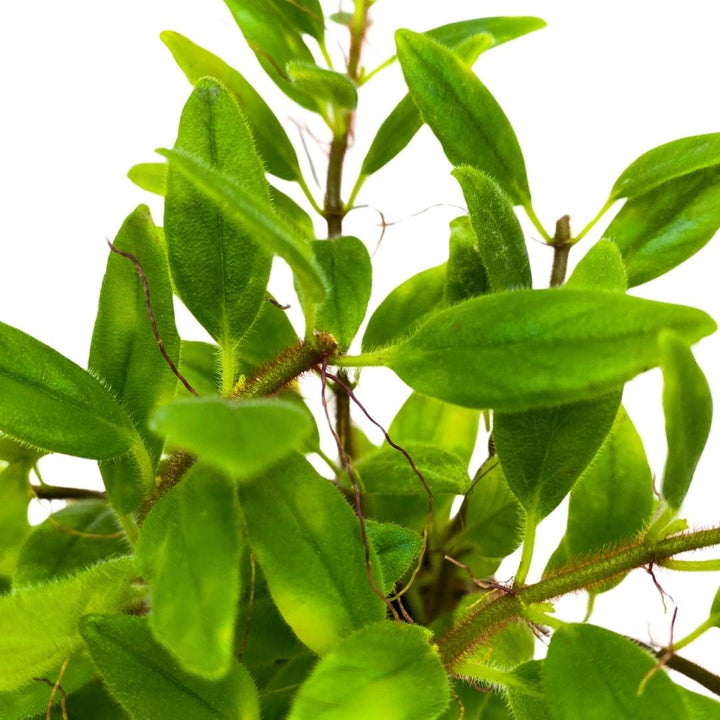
[505,661,553,720]
[161,31,302,181]
[453,167,532,291]
[711,586,720,625]
[0,462,32,577]
[164,78,273,347]
[0,557,137,692]
[379,289,715,411]
[287,62,358,109]
[566,239,627,291]
[136,465,242,678]
[0,322,137,460]
[238,455,385,655]
[545,624,688,719]
[269,185,315,238]
[396,30,530,206]
[446,216,490,303]
[177,341,220,397]
[128,162,167,195]
[362,263,446,351]
[81,615,260,720]
[660,332,713,509]
[289,623,450,720]
[14,500,128,586]
[365,520,422,593]
[150,397,312,480]
[426,17,546,49]
[0,435,43,464]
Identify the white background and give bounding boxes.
[1,0,719,697]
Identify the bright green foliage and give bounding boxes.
[161,31,302,182]
[15,500,128,586]
[494,391,621,519]
[680,689,720,718]
[365,520,423,593]
[0,461,32,577]
[151,397,312,479]
[380,289,715,411]
[164,78,273,348]
[270,185,315,238]
[90,204,179,512]
[439,686,510,720]
[127,162,167,195]
[660,332,713,509]
[257,655,315,720]
[289,623,450,720]
[177,341,221,397]
[505,661,553,720]
[453,168,532,291]
[80,615,260,720]
[566,239,627,291]
[0,321,137,460]
[287,62,358,109]
[298,236,371,351]
[446,216,490,302]
[0,436,43,464]
[545,624,688,719]
[239,455,385,655]
[42,680,130,720]
[362,264,446,350]
[0,557,137,691]
[396,30,530,206]
[711,586,720,626]
[136,465,242,678]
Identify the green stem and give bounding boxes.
[298,177,324,216]
[131,439,155,495]
[660,558,720,572]
[514,512,538,587]
[316,446,342,475]
[438,526,720,668]
[673,615,719,652]
[523,203,552,243]
[345,173,366,212]
[329,351,387,368]
[221,343,236,397]
[360,54,397,85]
[571,199,614,245]
[117,512,139,545]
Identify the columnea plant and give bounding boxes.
[1,3,720,719]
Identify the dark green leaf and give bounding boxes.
[269,185,315,238]
[136,465,242,678]
[545,624,688,719]
[178,341,220,397]
[396,30,530,206]
[81,615,260,720]
[44,680,130,720]
[14,500,127,586]
[605,166,720,286]
[238,455,385,655]
[453,167,532,291]
[362,264,446,351]
[0,462,32,577]
[289,623,450,720]
[161,31,302,181]
[365,520,422,593]
[258,655,315,720]
[287,62,358,109]
[566,239,627,291]
[128,162,167,196]
[660,332,713,509]
[378,289,715,411]
[446,216,490,303]
[439,686,510,720]
[0,322,138,460]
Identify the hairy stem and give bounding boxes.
[549,214,572,287]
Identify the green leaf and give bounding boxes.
[446,216,490,303]
[711,586,720,625]
[365,520,423,593]
[297,236,371,351]
[287,62,358,109]
[439,686,510,720]
[164,78,273,347]
[545,624,688,719]
[604,165,720,286]
[258,655,315,720]
[609,133,720,200]
[378,289,716,411]
[0,435,43,464]
[275,0,324,41]
[453,167,532,291]
[289,623,450,720]
[505,661,553,720]
[128,162,167,195]
[90,205,179,512]
[81,615,260,720]
[362,264,446,351]
[0,322,137,460]
[14,500,128,586]
[546,408,654,579]
[269,185,315,239]
[136,465,242,678]
[396,30,530,206]
[660,332,713,509]
[426,17,546,49]
[151,397,312,480]
[0,557,137,692]
[0,462,32,577]
[566,239,627,291]
[238,455,385,655]
[680,688,720,719]
[161,31,302,182]
[43,679,130,720]
[177,341,220,397]
[494,391,621,518]
[160,145,326,304]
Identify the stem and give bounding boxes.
[660,558,720,572]
[514,512,538,587]
[298,177,324,216]
[221,343,236,397]
[438,527,720,668]
[360,54,398,85]
[673,615,719,652]
[117,512,139,545]
[549,214,572,287]
[32,485,106,501]
[330,351,387,368]
[523,203,552,243]
[345,173,366,212]
[572,199,614,245]
[324,131,349,238]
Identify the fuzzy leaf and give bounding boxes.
[269,185,315,238]
[128,162,167,195]
[258,656,315,720]
[566,239,627,292]
[289,623,450,720]
[446,216,490,303]
[365,520,422,593]
[287,62,358,109]
[81,615,259,720]
[0,462,32,577]
[177,341,220,397]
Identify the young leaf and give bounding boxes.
[81,615,260,720]
[164,78,273,348]
[0,461,32,577]
[545,624,688,719]
[660,332,713,509]
[128,162,167,196]
[494,391,621,519]
[0,321,138,460]
[453,167,532,291]
[427,17,546,48]
[505,661,553,720]
[161,31,302,182]
[566,239,627,292]
[365,520,422,593]
[375,289,716,411]
[362,264,447,351]
[269,184,315,239]
[136,465,242,679]
[289,623,450,720]
[609,133,720,200]
[446,216,490,303]
[396,30,530,206]
[238,455,386,655]
[287,62,358,109]
[177,341,220,397]
[0,557,137,692]
[14,500,128,586]
[151,397,312,480]
[604,166,720,286]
